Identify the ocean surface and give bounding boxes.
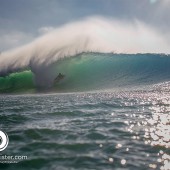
[0,53,170,170]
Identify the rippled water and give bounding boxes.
[0,84,170,170]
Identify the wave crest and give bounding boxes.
[0,17,170,77]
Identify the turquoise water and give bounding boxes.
[0,83,170,169]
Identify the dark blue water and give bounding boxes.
[0,82,170,170]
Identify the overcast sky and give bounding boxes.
[0,0,170,51]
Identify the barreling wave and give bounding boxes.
[0,17,170,93]
[0,53,170,93]
[1,17,170,76]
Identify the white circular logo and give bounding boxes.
[0,130,9,151]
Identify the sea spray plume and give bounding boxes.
[0,17,170,87]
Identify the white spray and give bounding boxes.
[0,17,169,86]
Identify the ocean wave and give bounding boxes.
[0,53,170,93]
[1,17,170,78]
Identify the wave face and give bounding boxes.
[0,53,170,93]
[0,71,35,93]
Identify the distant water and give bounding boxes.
[0,82,170,170]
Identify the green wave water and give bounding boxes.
[0,71,35,93]
[0,53,170,93]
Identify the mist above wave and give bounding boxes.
[0,17,170,77]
